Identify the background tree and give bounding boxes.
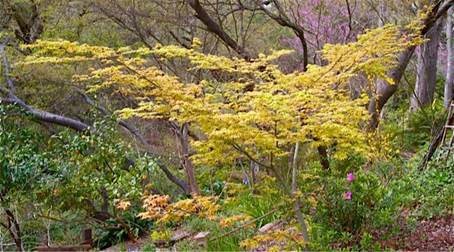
[411,19,443,111]
[445,6,453,107]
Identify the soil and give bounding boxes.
[396,215,453,251]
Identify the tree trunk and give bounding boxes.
[5,209,24,252]
[291,143,310,242]
[11,0,43,44]
[445,7,454,108]
[411,19,443,111]
[178,123,200,195]
[368,0,454,128]
[317,146,330,170]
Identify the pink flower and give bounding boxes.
[344,191,352,200]
[347,172,355,182]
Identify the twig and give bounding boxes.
[231,143,272,169]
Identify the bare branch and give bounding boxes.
[244,0,309,69]
[186,0,251,60]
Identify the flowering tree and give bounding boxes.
[282,0,366,64]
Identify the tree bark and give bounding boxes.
[445,6,454,107]
[368,48,415,128]
[411,19,443,111]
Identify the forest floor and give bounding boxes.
[385,215,454,251]
[100,238,145,252]
[99,215,454,251]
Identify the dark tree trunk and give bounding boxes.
[317,146,330,170]
[5,209,25,252]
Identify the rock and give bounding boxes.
[193,231,210,240]
[170,229,191,242]
[192,231,210,247]
[259,221,283,233]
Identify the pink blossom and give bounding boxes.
[280,0,371,69]
[344,191,352,200]
[347,172,355,182]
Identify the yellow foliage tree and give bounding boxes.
[19,24,409,241]
[21,25,406,163]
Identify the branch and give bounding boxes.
[14,96,90,131]
[0,92,90,131]
[0,221,9,230]
[1,40,90,131]
[231,143,272,169]
[246,0,309,69]
[343,0,353,43]
[186,0,251,60]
